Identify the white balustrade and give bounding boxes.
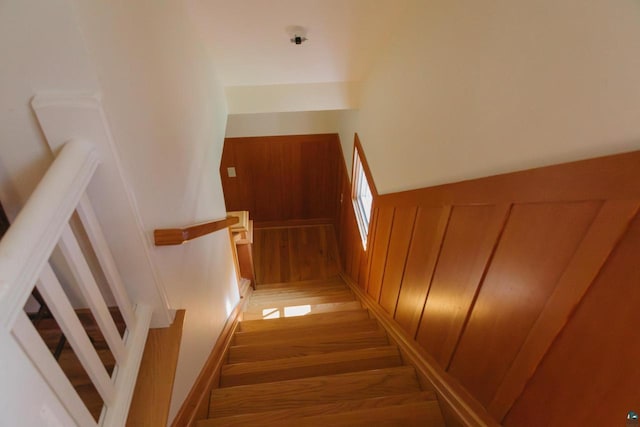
[0,140,152,426]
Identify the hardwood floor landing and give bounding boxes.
[253,225,339,285]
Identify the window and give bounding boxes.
[352,146,373,249]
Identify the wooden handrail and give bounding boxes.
[154,216,239,246]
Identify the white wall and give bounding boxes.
[0,0,100,214]
[1,0,238,423]
[0,2,102,423]
[226,82,360,114]
[70,1,239,421]
[341,0,640,194]
[226,111,343,137]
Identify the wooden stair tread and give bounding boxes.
[268,401,445,427]
[198,392,437,426]
[220,346,402,387]
[238,309,369,332]
[233,319,381,346]
[203,227,445,426]
[228,329,388,363]
[210,366,422,418]
[57,348,115,385]
[242,300,362,320]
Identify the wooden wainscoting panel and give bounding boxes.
[358,207,378,291]
[416,204,510,369]
[366,207,395,301]
[447,201,601,406]
[220,134,341,223]
[349,226,363,284]
[504,212,640,427]
[378,207,418,316]
[394,206,451,337]
[489,200,640,421]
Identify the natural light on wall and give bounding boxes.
[352,146,373,249]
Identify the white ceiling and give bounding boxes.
[189,0,409,87]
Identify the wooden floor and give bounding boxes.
[200,225,446,426]
[253,225,339,285]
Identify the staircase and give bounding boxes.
[199,276,446,426]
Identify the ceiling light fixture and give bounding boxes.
[290,35,307,45]
[286,25,308,45]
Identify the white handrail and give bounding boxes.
[0,139,99,328]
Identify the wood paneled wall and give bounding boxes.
[337,142,640,426]
[220,134,342,225]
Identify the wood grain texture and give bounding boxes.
[227,329,388,363]
[220,346,402,387]
[366,207,394,301]
[220,134,341,223]
[236,401,445,427]
[378,207,418,316]
[253,225,339,284]
[394,206,451,337]
[336,140,640,424]
[504,212,640,427]
[358,207,377,290]
[126,310,185,427]
[489,200,640,421]
[210,366,421,418]
[199,392,435,426]
[154,217,239,246]
[416,204,510,369]
[447,201,601,406]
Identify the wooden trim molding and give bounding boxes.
[154,217,239,246]
[341,272,499,427]
[170,279,252,427]
[376,150,640,208]
[352,133,379,198]
[127,310,186,426]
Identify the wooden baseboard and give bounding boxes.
[127,310,186,427]
[254,218,334,229]
[170,280,252,427]
[340,273,499,427]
